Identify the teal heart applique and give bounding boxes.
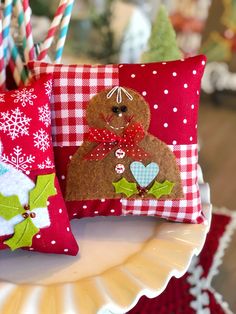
[130,162,159,188]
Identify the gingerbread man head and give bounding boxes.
[86,87,151,134]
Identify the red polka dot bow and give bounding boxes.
[84,123,149,161]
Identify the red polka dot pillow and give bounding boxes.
[29,55,206,223]
[0,75,78,255]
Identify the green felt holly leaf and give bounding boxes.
[4,217,39,251]
[148,180,175,198]
[113,178,138,197]
[29,173,57,210]
[0,194,24,220]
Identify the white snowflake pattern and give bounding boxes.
[187,256,210,313]
[1,146,35,174]
[0,93,5,102]
[44,80,52,96]
[38,157,54,169]
[11,88,37,107]
[33,128,50,152]
[38,104,51,127]
[0,107,31,140]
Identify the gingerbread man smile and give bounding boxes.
[103,113,132,131]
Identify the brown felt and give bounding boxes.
[66,87,183,201]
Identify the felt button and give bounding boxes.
[115,164,125,174]
[115,149,125,159]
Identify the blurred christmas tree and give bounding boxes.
[142,5,182,62]
[201,0,236,71]
[88,0,118,63]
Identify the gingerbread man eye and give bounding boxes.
[112,106,120,113]
[120,105,127,112]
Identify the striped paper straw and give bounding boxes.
[0,18,6,90]
[2,0,13,63]
[22,0,35,61]
[9,34,28,86]
[13,0,31,80]
[8,54,21,87]
[14,0,27,55]
[54,0,74,63]
[38,0,68,61]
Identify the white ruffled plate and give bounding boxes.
[0,176,211,314]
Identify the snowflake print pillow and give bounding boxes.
[29,55,206,224]
[0,75,78,255]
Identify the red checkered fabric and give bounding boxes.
[29,62,119,146]
[121,144,203,223]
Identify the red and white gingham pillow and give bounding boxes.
[29,55,206,223]
[0,75,78,255]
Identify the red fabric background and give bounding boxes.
[119,55,206,145]
[0,77,78,255]
[0,75,54,169]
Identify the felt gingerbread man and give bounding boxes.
[66,87,183,201]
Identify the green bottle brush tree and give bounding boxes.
[142,5,182,63]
